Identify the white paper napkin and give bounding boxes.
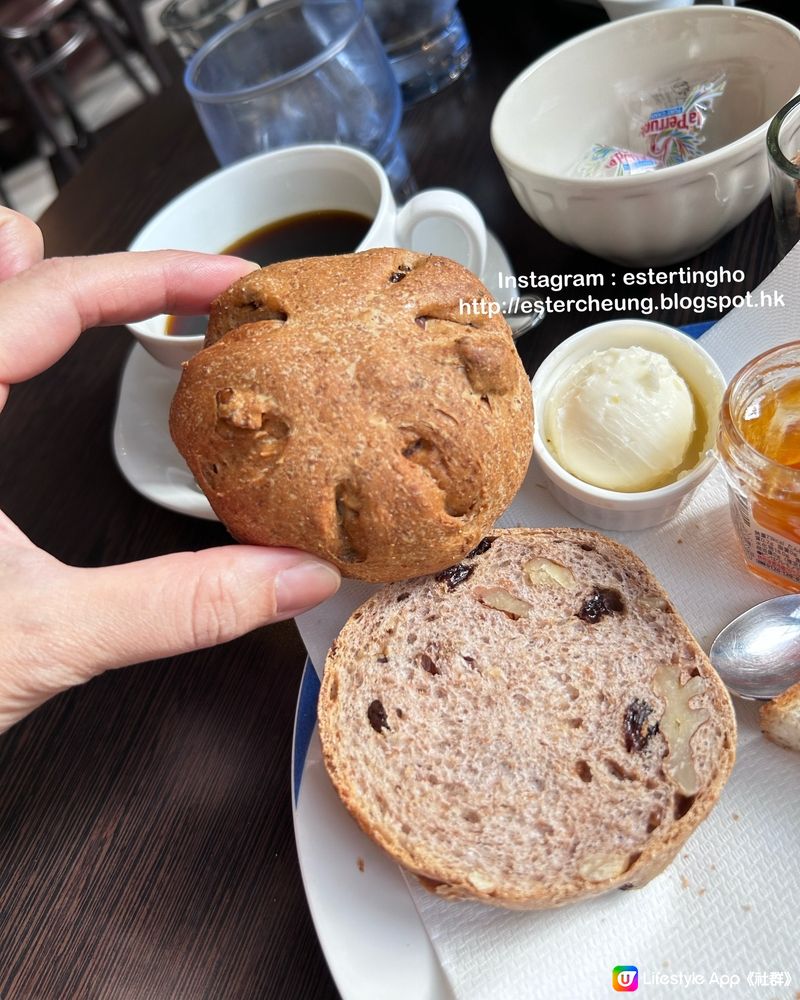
[296,244,800,1000]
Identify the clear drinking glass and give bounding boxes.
[184,0,410,195]
[767,94,800,259]
[364,0,471,104]
[160,0,252,61]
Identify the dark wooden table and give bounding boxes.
[0,3,793,998]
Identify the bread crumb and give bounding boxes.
[677,538,683,544]
[708,863,716,872]
[468,870,496,892]
[680,875,690,889]
[357,857,365,873]
[697,887,706,896]
[732,813,740,821]
[742,904,752,912]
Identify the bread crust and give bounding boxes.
[760,681,800,752]
[169,248,533,582]
[319,527,737,909]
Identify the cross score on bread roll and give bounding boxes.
[319,528,737,909]
[169,248,533,582]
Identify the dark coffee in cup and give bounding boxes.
[167,208,372,336]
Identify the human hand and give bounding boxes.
[0,209,340,733]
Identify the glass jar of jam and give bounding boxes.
[717,342,800,592]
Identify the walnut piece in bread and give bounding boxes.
[169,248,533,582]
[760,682,800,752]
[318,528,737,909]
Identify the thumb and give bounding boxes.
[59,546,340,674]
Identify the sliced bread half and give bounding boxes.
[760,682,800,752]
[318,527,737,909]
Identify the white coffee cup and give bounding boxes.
[599,0,735,19]
[599,0,693,19]
[126,143,488,368]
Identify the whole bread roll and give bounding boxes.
[169,248,533,582]
[319,528,737,909]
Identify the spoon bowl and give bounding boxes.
[505,291,545,340]
[709,594,800,700]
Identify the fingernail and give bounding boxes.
[222,257,261,273]
[276,560,341,615]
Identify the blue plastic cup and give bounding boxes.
[184,0,410,195]
[364,0,471,105]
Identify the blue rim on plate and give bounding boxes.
[293,659,320,807]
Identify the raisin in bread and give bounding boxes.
[318,527,737,909]
[169,248,532,583]
[760,682,800,752]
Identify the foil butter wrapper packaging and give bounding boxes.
[635,72,727,168]
[573,144,659,178]
[571,70,727,179]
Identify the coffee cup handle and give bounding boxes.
[395,188,487,276]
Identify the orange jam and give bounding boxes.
[718,343,800,592]
[738,378,800,469]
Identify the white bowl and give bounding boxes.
[600,0,693,20]
[532,320,725,530]
[491,7,800,266]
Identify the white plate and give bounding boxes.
[291,658,451,1000]
[112,232,523,520]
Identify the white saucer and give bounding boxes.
[112,232,520,520]
[481,230,516,306]
[113,346,217,520]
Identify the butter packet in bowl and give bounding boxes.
[573,143,659,178]
[633,71,727,168]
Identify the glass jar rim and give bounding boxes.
[766,93,800,180]
[184,0,365,105]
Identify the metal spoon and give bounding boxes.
[709,595,800,700]
[504,292,546,340]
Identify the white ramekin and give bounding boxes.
[532,319,726,531]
